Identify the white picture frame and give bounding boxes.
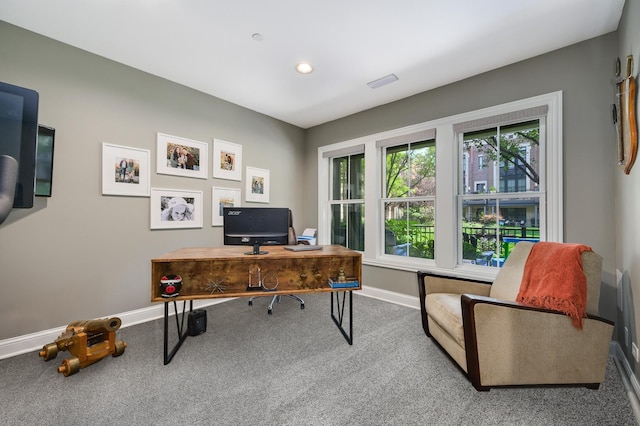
[245,166,270,203]
[211,187,241,226]
[156,132,208,179]
[212,139,242,181]
[101,143,151,197]
[150,188,204,229]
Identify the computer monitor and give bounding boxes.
[223,207,289,255]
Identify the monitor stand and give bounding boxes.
[245,242,268,255]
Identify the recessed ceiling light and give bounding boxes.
[367,73,399,89]
[296,63,313,74]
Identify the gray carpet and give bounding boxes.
[0,293,636,425]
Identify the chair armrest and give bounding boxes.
[418,271,491,296]
[417,271,491,336]
[461,294,614,390]
[461,294,613,323]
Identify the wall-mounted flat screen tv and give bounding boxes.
[35,125,55,197]
[0,81,39,208]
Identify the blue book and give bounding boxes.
[328,278,359,289]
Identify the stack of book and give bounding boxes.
[328,278,359,289]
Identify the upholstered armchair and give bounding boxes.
[417,242,614,391]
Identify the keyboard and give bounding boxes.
[283,245,323,252]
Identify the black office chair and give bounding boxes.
[248,209,305,315]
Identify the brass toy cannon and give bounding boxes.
[39,317,127,376]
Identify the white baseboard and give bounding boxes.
[612,342,640,425]
[0,298,232,361]
[358,285,420,310]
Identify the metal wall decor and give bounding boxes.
[614,55,638,175]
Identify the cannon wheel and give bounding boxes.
[58,357,80,377]
[113,340,127,357]
[39,343,58,361]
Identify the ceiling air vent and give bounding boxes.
[367,73,398,89]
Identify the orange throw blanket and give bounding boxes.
[516,242,592,329]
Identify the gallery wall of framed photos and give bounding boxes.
[101,133,280,230]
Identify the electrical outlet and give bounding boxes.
[626,327,630,347]
[633,343,639,363]
[617,269,623,310]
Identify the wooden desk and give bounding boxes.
[151,245,362,364]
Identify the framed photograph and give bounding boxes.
[150,188,203,229]
[245,166,270,203]
[212,139,242,181]
[211,187,241,226]
[156,132,208,179]
[101,143,151,197]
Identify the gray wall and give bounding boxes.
[0,22,305,340]
[616,0,640,379]
[304,33,619,321]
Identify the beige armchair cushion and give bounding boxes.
[489,241,533,301]
[582,250,603,316]
[489,241,602,315]
[425,294,465,347]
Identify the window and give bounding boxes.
[381,138,436,258]
[329,150,365,251]
[474,182,487,193]
[317,92,562,281]
[457,116,544,268]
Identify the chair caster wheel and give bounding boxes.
[248,300,253,306]
[268,309,273,315]
[300,304,305,310]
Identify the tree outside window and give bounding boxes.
[383,139,436,258]
[330,153,364,251]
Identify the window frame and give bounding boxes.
[317,91,562,281]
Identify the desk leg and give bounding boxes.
[331,291,353,345]
[163,300,192,365]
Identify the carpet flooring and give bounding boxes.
[0,293,636,425]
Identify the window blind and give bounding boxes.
[452,105,548,134]
[321,144,365,158]
[375,129,436,148]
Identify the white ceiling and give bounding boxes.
[0,0,626,129]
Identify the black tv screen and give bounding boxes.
[35,125,55,197]
[0,81,39,208]
[223,207,289,255]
